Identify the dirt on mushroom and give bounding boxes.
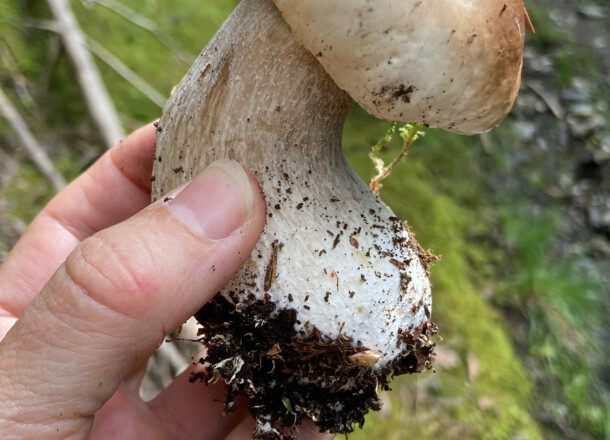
[190,293,437,438]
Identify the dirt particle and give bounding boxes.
[389,258,406,270]
[332,233,341,249]
[264,240,283,292]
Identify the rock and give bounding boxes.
[514,121,538,142]
[523,47,554,75]
[590,235,610,257]
[588,193,610,231]
[514,92,546,115]
[567,113,605,138]
[578,5,606,20]
[561,78,594,103]
[591,132,610,162]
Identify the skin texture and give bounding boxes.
[0,124,333,440]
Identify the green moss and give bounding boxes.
[343,108,543,439]
[71,0,239,124]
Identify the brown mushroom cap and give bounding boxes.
[273,0,527,134]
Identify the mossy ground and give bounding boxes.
[1,1,607,439]
[343,109,542,440]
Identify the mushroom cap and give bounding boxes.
[273,0,527,134]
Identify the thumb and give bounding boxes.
[0,159,266,437]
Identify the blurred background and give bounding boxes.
[0,0,608,438]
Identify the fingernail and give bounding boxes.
[168,159,255,240]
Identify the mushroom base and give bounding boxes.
[190,294,437,439]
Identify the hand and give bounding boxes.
[0,124,331,440]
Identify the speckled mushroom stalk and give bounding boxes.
[151,0,526,437]
[153,0,433,364]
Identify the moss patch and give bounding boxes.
[343,107,543,439]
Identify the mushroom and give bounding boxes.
[151,0,528,437]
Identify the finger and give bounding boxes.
[224,416,256,440]
[224,416,335,440]
[0,123,156,317]
[151,374,250,440]
[0,160,266,439]
[147,352,250,440]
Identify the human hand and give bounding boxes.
[0,124,332,440]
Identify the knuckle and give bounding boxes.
[64,232,161,316]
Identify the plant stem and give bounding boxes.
[369,123,424,196]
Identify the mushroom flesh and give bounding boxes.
[151,0,527,437]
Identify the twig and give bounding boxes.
[157,340,190,374]
[5,18,166,109]
[40,34,63,93]
[369,122,425,195]
[84,0,194,65]
[0,40,36,110]
[87,38,167,108]
[46,0,125,149]
[528,80,565,120]
[0,86,66,192]
[0,143,21,187]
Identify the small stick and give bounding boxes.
[86,0,194,65]
[87,38,167,108]
[0,86,66,192]
[524,6,536,35]
[369,123,424,196]
[46,0,125,149]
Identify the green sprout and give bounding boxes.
[369,122,425,196]
[282,397,295,415]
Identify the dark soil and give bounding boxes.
[190,293,437,440]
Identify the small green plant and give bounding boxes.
[368,122,424,195]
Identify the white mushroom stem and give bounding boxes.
[152,0,432,367]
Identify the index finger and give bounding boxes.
[0,123,157,317]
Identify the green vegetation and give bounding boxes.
[344,110,543,439]
[495,207,607,439]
